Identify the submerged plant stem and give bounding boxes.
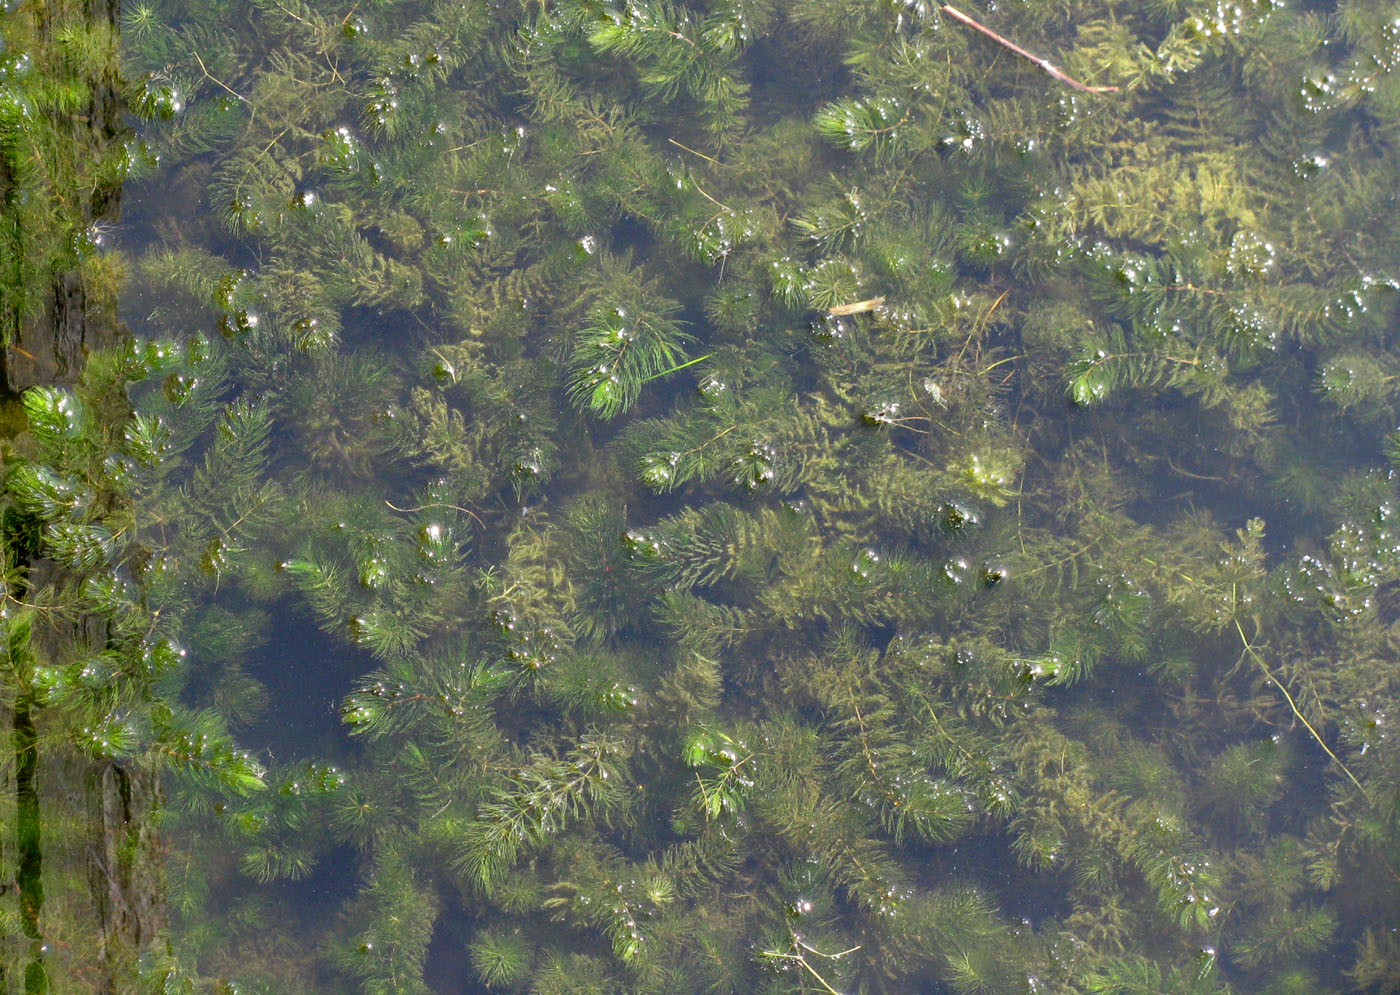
[1234,616,1368,802]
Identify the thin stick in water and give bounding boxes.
[941,5,1119,95]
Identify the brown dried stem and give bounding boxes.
[941,5,1118,95]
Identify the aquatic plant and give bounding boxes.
[6,0,1400,991]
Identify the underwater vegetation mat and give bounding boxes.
[7,0,1400,991]
[0,0,162,989]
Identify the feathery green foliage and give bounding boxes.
[10,0,1400,990]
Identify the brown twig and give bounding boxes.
[828,296,885,317]
[941,5,1118,95]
